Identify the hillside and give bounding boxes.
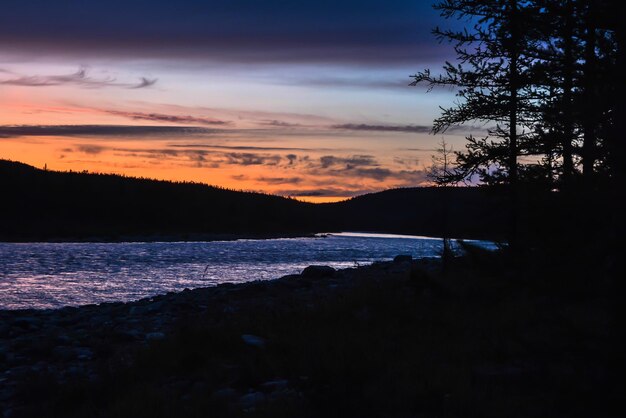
[0,160,316,241]
[328,187,508,240]
[0,160,507,241]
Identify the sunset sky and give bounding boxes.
[0,0,476,202]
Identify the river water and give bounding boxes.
[0,232,496,310]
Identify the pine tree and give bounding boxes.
[412,0,535,248]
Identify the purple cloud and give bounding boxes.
[0,67,156,89]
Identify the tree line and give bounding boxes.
[0,160,507,241]
[413,0,624,249]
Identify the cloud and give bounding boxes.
[280,75,415,90]
[117,148,284,168]
[350,167,393,181]
[300,153,430,184]
[132,77,158,89]
[394,169,430,184]
[286,154,298,165]
[224,152,282,166]
[256,176,303,185]
[0,125,221,138]
[332,123,485,135]
[111,147,182,159]
[319,155,379,169]
[259,120,301,128]
[97,102,337,127]
[332,123,432,134]
[276,188,365,198]
[111,147,288,167]
[305,154,393,181]
[75,144,105,154]
[393,156,421,167]
[106,110,231,126]
[170,144,323,152]
[0,67,157,89]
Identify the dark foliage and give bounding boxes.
[0,160,315,241]
[0,160,510,241]
[413,0,620,189]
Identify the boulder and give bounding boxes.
[239,391,266,410]
[393,255,413,263]
[241,334,266,348]
[261,379,289,391]
[145,332,166,341]
[301,265,335,278]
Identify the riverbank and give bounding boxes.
[0,231,319,244]
[0,251,618,418]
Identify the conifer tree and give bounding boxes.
[412,0,534,247]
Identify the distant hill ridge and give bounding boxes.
[0,160,506,241]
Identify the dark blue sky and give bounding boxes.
[0,0,448,64]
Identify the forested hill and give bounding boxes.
[328,187,508,240]
[0,160,507,241]
[0,160,315,241]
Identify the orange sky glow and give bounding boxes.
[0,61,468,203]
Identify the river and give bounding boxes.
[0,232,497,310]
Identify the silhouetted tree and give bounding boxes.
[413,0,620,251]
[427,139,457,186]
[428,139,456,270]
[530,0,617,187]
[412,0,536,248]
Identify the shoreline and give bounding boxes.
[0,257,431,414]
[0,253,615,417]
[0,231,321,244]
[0,229,505,244]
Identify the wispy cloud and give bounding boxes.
[332,123,485,135]
[224,152,282,166]
[332,123,432,134]
[108,147,286,169]
[132,77,158,89]
[280,75,414,90]
[393,156,421,168]
[256,176,303,185]
[318,155,379,169]
[170,144,327,152]
[0,125,220,138]
[93,102,337,128]
[0,67,157,89]
[106,110,231,126]
[258,120,301,128]
[75,144,105,155]
[302,154,430,184]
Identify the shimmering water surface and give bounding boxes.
[0,233,496,310]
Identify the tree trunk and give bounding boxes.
[561,0,575,185]
[508,0,519,251]
[582,2,597,180]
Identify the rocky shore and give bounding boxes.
[0,253,616,418]
[0,256,433,417]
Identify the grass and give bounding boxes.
[14,249,618,418]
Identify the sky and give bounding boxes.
[0,0,473,202]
